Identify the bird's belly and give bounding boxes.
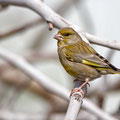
[62,61,100,81]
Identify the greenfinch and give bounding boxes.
[54,27,120,89]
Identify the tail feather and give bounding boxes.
[112,68,120,74]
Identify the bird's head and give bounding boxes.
[54,27,79,47]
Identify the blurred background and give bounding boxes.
[0,0,120,119]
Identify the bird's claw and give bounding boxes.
[87,82,90,87]
[70,88,84,97]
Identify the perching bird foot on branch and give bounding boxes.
[70,79,89,97]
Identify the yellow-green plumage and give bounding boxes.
[54,27,120,81]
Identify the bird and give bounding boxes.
[54,27,120,95]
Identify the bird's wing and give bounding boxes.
[65,51,118,71]
[64,41,118,71]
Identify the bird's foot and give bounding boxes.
[70,80,89,97]
[70,88,84,97]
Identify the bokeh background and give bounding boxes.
[0,0,120,119]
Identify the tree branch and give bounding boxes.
[0,0,120,50]
[86,33,120,50]
[64,81,87,120]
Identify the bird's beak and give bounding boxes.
[54,33,63,41]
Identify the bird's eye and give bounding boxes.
[63,33,71,36]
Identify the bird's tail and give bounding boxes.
[112,69,120,74]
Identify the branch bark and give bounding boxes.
[64,81,87,120]
[64,92,83,120]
